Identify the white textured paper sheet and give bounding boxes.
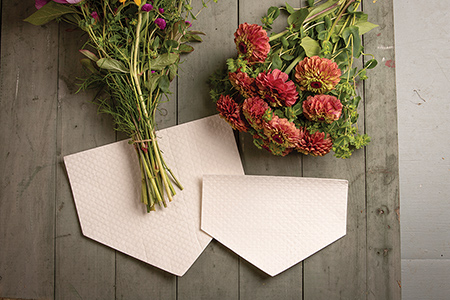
[64,115,244,276]
[201,174,348,276]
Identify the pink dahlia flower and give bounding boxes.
[263,115,301,149]
[229,69,256,98]
[234,23,270,63]
[296,128,333,156]
[255,69,298,107]
[216,95,248,132]
[242,96,270,130]
[294,56,341,94]
[302,94,343,123]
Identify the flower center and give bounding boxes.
[238,42,248,54]
[310,81,322,89]
[272,133,284,144]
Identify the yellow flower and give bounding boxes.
[119,0,141,5]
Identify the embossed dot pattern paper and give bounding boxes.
[201,174,348,276]
[64,115,244,276]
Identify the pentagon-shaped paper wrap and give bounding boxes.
[201,174,348,276]
[64,115,244,276]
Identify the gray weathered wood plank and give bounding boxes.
[303,152,367,299]
[0,2,57,299]
[177,0,238,123]
[363,0,401,299]
[55,23,116,300]
[176,1,240,299]
[0,0,401,298]
[115,253,177,300]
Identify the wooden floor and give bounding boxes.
[0,1,400,299]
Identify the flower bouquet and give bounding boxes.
[209,0,378,158]
[25,0,215,212]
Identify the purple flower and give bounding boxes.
[91,11,100,21]
[35,0,83,10]
[185,21,192,28]
[155,18,166,30]
[141,4,153,12]
[158,8,164,14]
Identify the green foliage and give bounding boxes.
[26,0,216,211]
[24,1,80,25]
[96,58,129,73]
[209,0,378,159]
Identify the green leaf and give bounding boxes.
[306,0,339,22]
[352,96,361,107]
[320,40,333,56]
[152,36,160,50]
[292,101,303,115]
[355,21,379,35]
[96,58,129,73]
[317,30,328,41]
[268,6,280,19]
[186,34,203,42]
[271,53,283,70]
[164,40,179,50]
[150,53,179,71]
[342,25,361,58]
[179,44,194,53]
[281,54,295,61]
[285,2,295,14]
[79,50,99,62]
[168,64,178,82]
[147,73,161,93]
[307,0,314,7]
[24,2,79,25]
[158,75,170,93]
[284,54,304,75]
[301,36,320,57]
[364,58,378,69]
[324,15,332,29]
[287,8,309,29]
[281,37,289,49]
[80,58,97,74]
[334,136,350,147]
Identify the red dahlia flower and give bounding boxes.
[296,128,333,156]
[234,23,270,63]
[302,94,343,123]
[216,95,248,132]
[229,69,256,98]
[263,115,301,149]
[242,96,270,130]
[255,69,298,107]
[294,56,341,94]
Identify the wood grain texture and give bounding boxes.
[0,0,401,299]
[0,2,57,299]
[303,152,367,300]
[55,23,117,300]
[177,0,237,124]
[363,0,401,299]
